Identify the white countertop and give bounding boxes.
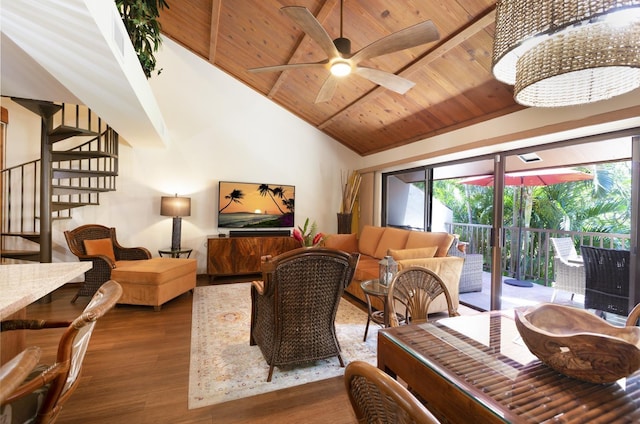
[0,262,91,319]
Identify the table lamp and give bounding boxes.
[160,194,191,250]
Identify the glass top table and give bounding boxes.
[377,310,640,423]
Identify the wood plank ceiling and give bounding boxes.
[158,0,525,156]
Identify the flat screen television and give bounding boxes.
[218,181,295,228]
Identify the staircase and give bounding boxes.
[1,98,119,263]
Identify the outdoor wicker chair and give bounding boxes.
[447,238,483,293]
[249,247,359,382]
[386,267,459,327]
[345,360,440,424]
[550,237,585,302]
[64,224,151,302]
[0,281,122,424]
[581,246,631,317]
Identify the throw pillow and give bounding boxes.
[83,238,116,262]
[322,233,358,252]
[388,246,438,261]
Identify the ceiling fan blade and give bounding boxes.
[351,20,439,63]
[282,6,340,59]
[355,67,416,94]
[315,75,339,103]
[248,61,328,73]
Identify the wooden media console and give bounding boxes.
[207,235,299,281]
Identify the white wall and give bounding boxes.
[2,38,362,274]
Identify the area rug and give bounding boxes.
[188,283,378,409]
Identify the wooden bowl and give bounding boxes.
[514,303,640,384]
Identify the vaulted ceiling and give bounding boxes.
[158,0,525,157]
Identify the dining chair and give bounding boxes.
[386,267,459,327]
[581,245,631,317]
[0,281,122,423]
[0,347,41,405]
[627,303,640,326]
[250,247,359,382]
[344,360,440,424]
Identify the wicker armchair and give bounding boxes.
[550,237,585,302]
[250,247,359,382]
[345,360,440,424]
[64,224,151,302]
[447,238,483,293]
[581,246,631,317]
[1,281,122,424]
[386,267,459,327]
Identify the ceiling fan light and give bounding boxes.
[330,60,351,77]
[492,0,640,107]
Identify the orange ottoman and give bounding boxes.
[111,258,196,311]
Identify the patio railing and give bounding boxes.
[446,223,631,286]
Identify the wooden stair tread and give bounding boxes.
[0,250,41,261]
[52,169,118,177]
[52,150,117,161]
[49,126,99,143]
[52,202,97,211]
[52,185,113,193]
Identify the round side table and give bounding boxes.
[360,279,405,341]
[158,247,193,258]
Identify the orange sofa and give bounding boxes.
[323,225,464,313]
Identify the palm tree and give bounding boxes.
[219,189,244,213]
[282,198,295,213]
[258,184,286,214]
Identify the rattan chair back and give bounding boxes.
[1,281,122,423]
[386,267,458,326]
[0,347,41,404]
[345,360,440,424]
[627,303,640,327]
[250,247,359,382]
[581,246,631,316]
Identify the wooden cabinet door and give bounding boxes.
[233,237,262,274]
[208,236,300,277]
[207,238,234,276]
[261,236,300,258]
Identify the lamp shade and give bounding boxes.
[492,0,640,107]
[160,195,191,217]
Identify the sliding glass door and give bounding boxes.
[381,131,638,313]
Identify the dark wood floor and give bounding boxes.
[22,275,358,424]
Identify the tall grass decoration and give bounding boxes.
[340,170,362,214]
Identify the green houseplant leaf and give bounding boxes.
[116,0,169,79]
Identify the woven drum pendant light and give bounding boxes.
[492,0,640,107]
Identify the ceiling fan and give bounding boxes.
[248,1,440,103]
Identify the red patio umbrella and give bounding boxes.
[459,168,594,286]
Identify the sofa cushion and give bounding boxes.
[83,238,116,262]
[373,227,411,259]
[323,233,358,253]
[358,225,386,257]
[405,231,454,257]
[388,246,438,261]
[353,256,380,281]
[396,256,464,311]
